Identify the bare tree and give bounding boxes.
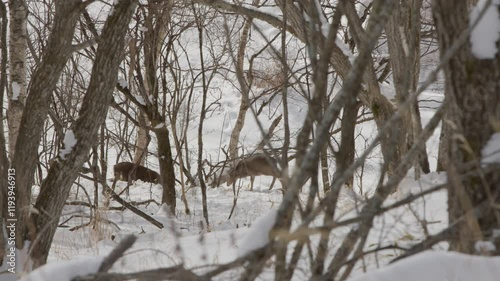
[433,0,500,254]
[29,0,138,266]
[385,0,431,177]
[227,1,259,161]
[0,0,138,267]
[11,0,83,252]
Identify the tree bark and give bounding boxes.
[228,8,254,161]
[7,0,27,160]
[385,0,430,177]
[133,111,149,165]
[155,127,177,215]
[436,119,449,171]
[334,102,359,188]
[11,0,81,251]
[433,0,500,253]
[30,0,138,266]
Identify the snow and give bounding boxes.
[238,209,278,256]
[469,0,500,59]
[17,256,104,281]
[117,77,128,89]
[11,81,21,100]
[336,38,355,62]
[350,251,500,281]
[481,132,500,165]
[133,94,146,105]
[59,130,77,160]
[475,240,496,253]
[154,122,165,129]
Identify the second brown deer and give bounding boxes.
[114,162,160,184]
[217,154,284,191]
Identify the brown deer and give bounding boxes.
[221,154,284,191]
[113,162,160,184]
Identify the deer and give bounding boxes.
[212,154,285,191]
[113,162,160,184]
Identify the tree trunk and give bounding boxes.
[436,119,449,171]
[228,99,249,160]
[385,0,430,177]
[334,102,359,188]
[155,127,176,215]
[133,111,149,165]
[339,0,405,177]
[140,0,176,214]
[436,0,478,172]
[433,0,500,254]
[7,0,27,160]
[11,0,81,251]
[228,10,253,161]
[29,0,138,266]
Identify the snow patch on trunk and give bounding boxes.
[481,132,500,165]
[59,130,77,160]
[469,0,500,59]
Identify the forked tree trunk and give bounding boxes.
[7,0,27,160]
[140,0,176,214]
[29,0,138,266]
[433,0,500,254]
[228,9,254,161]
[11,0,81,251]
[385,0,430,177]
[339,0,405,177]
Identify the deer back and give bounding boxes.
[227,155,280,186]
[114,162,160,184]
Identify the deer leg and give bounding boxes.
[250,176,255,191]
[269,177,277,190]
[125,179,132,197]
